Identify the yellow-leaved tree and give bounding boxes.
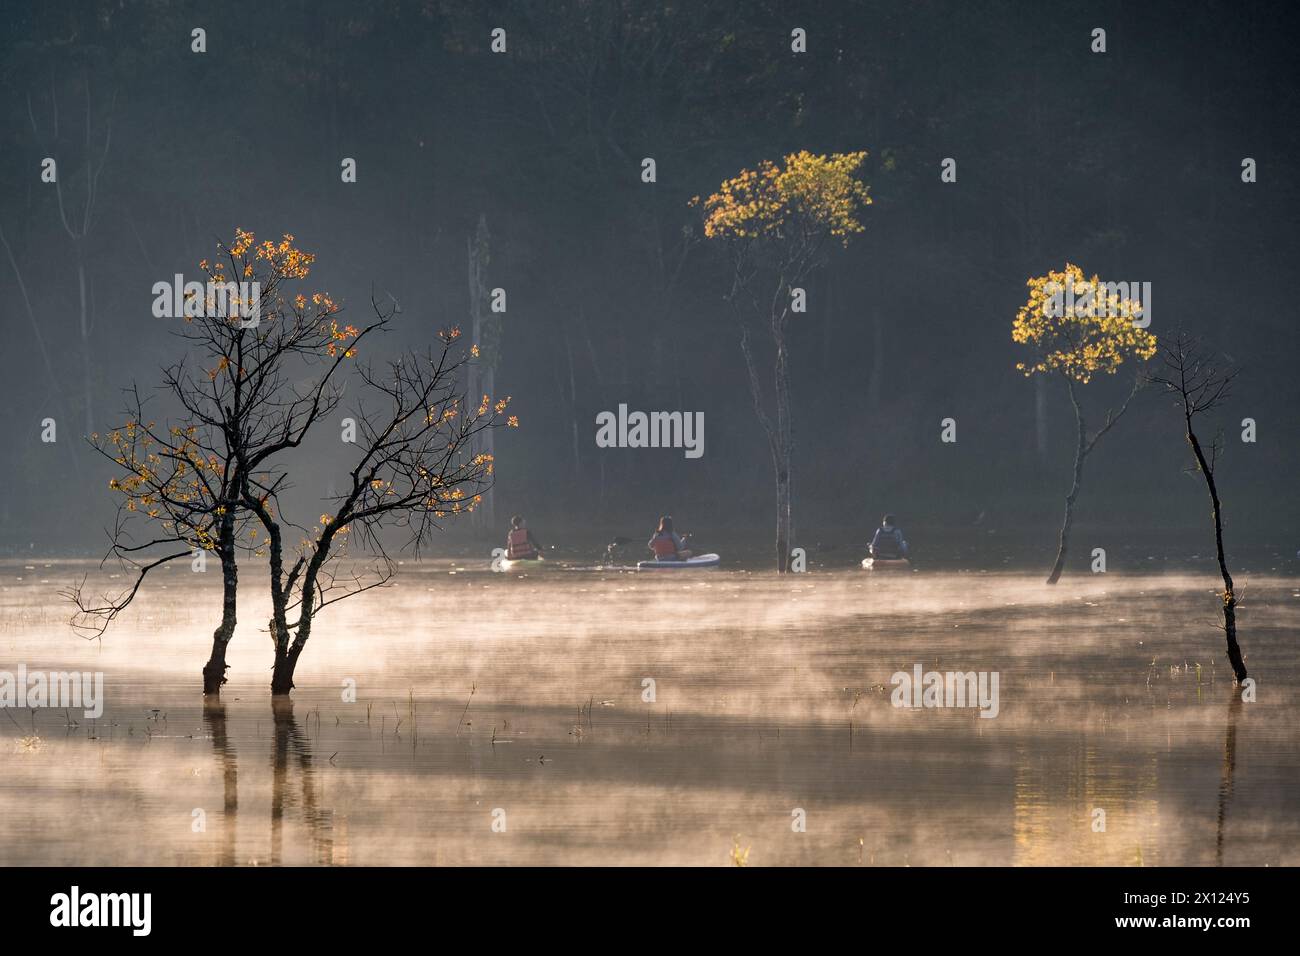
[70,229,509,696]
[694,151,872,571]
[1013,264,1157,584]
[69,230,350,693]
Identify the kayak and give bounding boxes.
[499,556,551,572]
[862,557,911,571]
[637,553,721,570]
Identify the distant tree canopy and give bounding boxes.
[1013,264,1157,383]
[695,150,871,250]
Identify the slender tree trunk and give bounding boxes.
[202,544,237,694]
[481,365,496,526]
[272,552,323,695]
[739,323,786,573]
[269,577,304,695]
[271,632,308,696]
[75,246,95,438]
[1046,383,1087,585]
[1034,376,1048,460]
[467,216,495,529]
[774,321,793,572]
[1185,420,1248,682]
[247,484,296,693]
[0,224,81,477]
[736,263,799,573]
[774,462,791,571]
[267,580,292,691]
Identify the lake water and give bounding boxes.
[1,557,1297,866]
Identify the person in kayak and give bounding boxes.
[648,515,693,561]
[869,514,909,560]
[506,515,542,560]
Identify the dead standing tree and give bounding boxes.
[1149,333,1248,683]
[28,75,116,439]
[242,319,511,695]
[467,214,499,530]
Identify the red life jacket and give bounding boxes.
[651,533,679,559]
[507,527,536,559]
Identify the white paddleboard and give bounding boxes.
[499,556,551,572]
[637,553,721,570]
[861,557,911,571]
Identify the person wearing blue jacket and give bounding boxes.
[869,514,909,560]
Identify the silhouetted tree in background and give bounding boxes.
[466,214,499,530]
[1150,333,1248,683]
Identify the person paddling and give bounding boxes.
[647,515,693,562]
[506,515,542,561]
[869,514,909,560]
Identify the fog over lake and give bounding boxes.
[3,557,1295,866]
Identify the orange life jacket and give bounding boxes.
[507,527,536,559]
[650,532,679,559]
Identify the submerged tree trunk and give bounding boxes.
[271,543,329,695]
[271,628,309,696]
[202,544,237,694]
[774,455,791,572]
[1185,421,1248,682]
[268,578,307,696]
[1046,382,1087,585]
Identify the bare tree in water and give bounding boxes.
[242,320,509,695]
[1148,333,1248,683]
[67,230,380,694]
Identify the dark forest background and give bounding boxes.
[2,0,1297,564]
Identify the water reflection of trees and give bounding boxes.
[1013,690,1245,866]
[202,699,238,867]
[1215,693,1241,866]
[203,699,342,865]
[1013,741,1161,866]
[271,698,337,865]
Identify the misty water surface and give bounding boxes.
[1,557,1296,866]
